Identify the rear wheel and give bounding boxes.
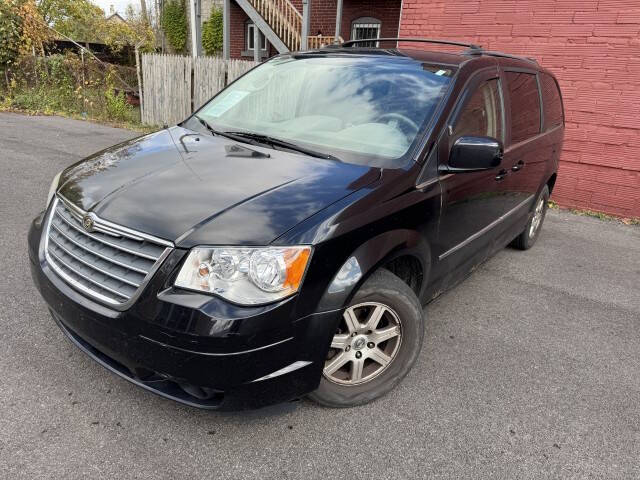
[511,185,549,250]
[309,269,424,407]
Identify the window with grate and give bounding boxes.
[351,17,381,47]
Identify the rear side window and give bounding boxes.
[452,78,503,143]
[505,72,541,144]
[540,73,563,129]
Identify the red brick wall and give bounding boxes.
[400,0,640,218]
[297,0,400,39]
[340,0,402,40]
[230,1,246,59]
[273,0,400,41]
[231,0,400,57]
[230,1,279,59]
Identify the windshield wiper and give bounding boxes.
[194,115,251,144]
[194,119,340,161]
[224,131,341,161]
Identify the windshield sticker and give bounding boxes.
[435,70,447,76]
[207,90,250,117]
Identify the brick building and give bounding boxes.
[398,0,640,217]
[223,0,401,60]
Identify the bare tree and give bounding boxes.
[140,0,149,24]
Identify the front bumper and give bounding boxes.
[29,211,340,410]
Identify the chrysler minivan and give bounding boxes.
[29,39,564,409]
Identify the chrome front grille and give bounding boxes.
[44,196,173,307]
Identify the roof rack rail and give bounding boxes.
[465,48,539,65]
[340,38,482,50]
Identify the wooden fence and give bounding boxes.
[227,58,259,84]
[141,54,258,126]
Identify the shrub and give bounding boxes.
[1,53,139,125]
[161,0,188,53]
[105,89,131,121]
[202,7,223,56]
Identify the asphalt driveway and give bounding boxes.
[1,112,639,479]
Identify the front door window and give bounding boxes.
[452,78,504,144]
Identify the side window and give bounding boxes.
[452,78,503,143]
[540,73,563,129]
[505,72,541,144]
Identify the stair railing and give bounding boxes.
[307,35,343,49]
[248,0,302,51]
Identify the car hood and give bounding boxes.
[57,126,380,247]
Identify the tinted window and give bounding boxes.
[505,72,541,144]
[452,78,503,142]
[540,73,563,129]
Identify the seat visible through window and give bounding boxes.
[451,79,503,143]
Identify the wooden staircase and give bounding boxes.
[248,0,303,51]
[237,0,343,53]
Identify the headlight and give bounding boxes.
[174,246,312,305]
[46,170,63,207]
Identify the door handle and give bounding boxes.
[495,169,508,181]
[511,160,525,172]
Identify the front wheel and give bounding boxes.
[308,269,424,408]
[511,185,549,250]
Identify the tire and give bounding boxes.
[308,268,424,408]
[511,184,549,251]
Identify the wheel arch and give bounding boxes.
[317,229,431,311]
[547,172,557,194]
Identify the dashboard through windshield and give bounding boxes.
[195,55,455,167]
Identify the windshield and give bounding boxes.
[195,55,455,167]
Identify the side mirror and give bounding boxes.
[442,136,503,173]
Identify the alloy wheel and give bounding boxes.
[323,302,402,386]
[529,196,545,238]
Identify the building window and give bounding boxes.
[247,22,267,52]
[351,17,381,47]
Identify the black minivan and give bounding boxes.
[29,39,564,410]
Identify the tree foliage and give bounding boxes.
[102,4,155,52]
[202,7,223,56]
[36,0,155,51]
[0,1,22,69]
[1,0,155,76]
[19,1,51,54]
[161,0,187,53]
[37,0,106,42]
[0,0,50,70]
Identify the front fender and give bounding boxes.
[317,229,431,311]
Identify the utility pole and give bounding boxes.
[301,0,311,50]
[334,0,342,40]
[223,0,230,59]
[189,0,202,57]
